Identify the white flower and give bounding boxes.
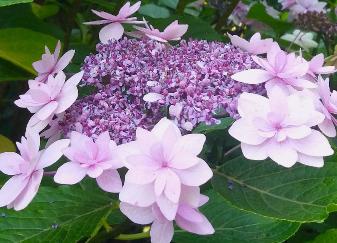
[281,30,318,51]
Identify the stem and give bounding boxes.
[176,0,189,14]
[215,0,240,32]
[114,231,150,241]
[286,31,302,52]
[44,171,56,176]
[224,144,241,157]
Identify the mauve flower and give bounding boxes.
[0,130,69,210]
[15,71,83,131]
[132,20,188,43]
[289,0,327,16]
[279,0,296,9]
[118,118,212,220]
[317,77,337,137]
[54,131,123,193]
[228,32,274,55]
[231,43,314,93]
[32,40,75,83]
[307,54,336,77]
[120,186,214,243]
[229,88,333,167]
[84,1,143,43]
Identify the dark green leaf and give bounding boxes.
[0,28,58,74]
[0,0,32,7]
[174,191,300,243]
[0,59,32,82]
[311,229,337,243]
[31,3,60,19]
[212,156,337,223]
[0,186,120,243]
[0,134,15,152]
[139,4,171,19]
[193,118,234,134]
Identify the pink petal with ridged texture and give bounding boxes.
[292,130,333,157]
[84,20,111,25]
[61,71,83,93]
[178,204,204,223]
[0,175,28,207]
[13,170,43,211]
[152,118,181,140]
[120,203,154,224]
[241,143,268,161]
[199,194,209,207]
[231,69,272,84]
[228,34,249,51]
[54,50,75,73]
[164,170,180,203]
[125,169,156,185]
[266,140,298,167]
[316,66,336,74]
[176,212,214,235]
[54,162,87,184]
[99,22,124,44]
[126,154,160,170]
[119,182,155,207]
[95,131,111,162]
[37,139,70,169]
[237,92,270,118]
[53,40,61,60]
[180,186,200,208]
[36,101,58,121]
[91,9,116,20]
[174,160,212,186]
[96,169,122,193]
[309,54,324,72]
[156,194,178,220]
[229,119,267,145]
[55,88,78,114]
[298,153,324,167]
[318,118,336,137]
[171,134,205,157]
[150,220,174,243]
[283,126,311,139]
[154,171,166,196]
[162,21,188,40]
[87,166,104,178]
[32,60,51,74]
[169,153,200,170]
[0,153,25,175]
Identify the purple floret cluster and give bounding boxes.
[60,37,265,142]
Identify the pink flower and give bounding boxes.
[290,0,327,15]
[15,71,83,131]
[0,131,69,210]
[228,32,274,55]
[118,118,212,220]
[54,131,123,193]
[278,0,296,9]
[84,1,143,44]
[120,186,214,243]
[308,54,336,77]
[32,40,75,83]
[231,44,314,93]
[132,20,188,43]
[317,77,337,137]
[229,88,333,167]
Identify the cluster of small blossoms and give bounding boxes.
[228,33,336,168]
[279,0,327,19]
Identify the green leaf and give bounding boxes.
[0,134,15,152]
[158,0,178,9]
[193,118,234,134]
[0,28,58,74]
[139,4,171,19]
[0,186,121,243]
[212,156,337,223]
[31,3,60,19]
[0,0,32,7]
[247,3,292,35]
[0,59,32,82]
[311,229,337,243]
[174,191,300,243]
[148,14,223,41]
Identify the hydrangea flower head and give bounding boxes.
[229,88,333,167]
[290,0,327,16]
[0,131,69,210]
[84,1,143,43]
[119,118,212,220]
[228,32,274,55]
[32,41,75,83]
[54,131,123,193]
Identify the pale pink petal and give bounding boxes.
[283,126,311,139]
[177,204,203,223]
[292,130,333,157]
[164,170,181,203]
[55,88,78,114]
[241,143,268,160]
[54,50,75,72]
[123,1,141,16]
[120,202,154,224]
[143,92,164,102]
[266,140,298,167]
[61,71,83,93]
[12,170,43,211]
[99,23,124,44]
[169,153,200,170]
[199,194,209,207]
[125,169,156,184]
[316,66,336,74]
[174,160,212,186]
[229,119,267,145]
[156,194,178,220]
[150,220,174,243]
[318,118,336,137]
[171,134,206,157]
[84,20,111,25]
[54,162,87,184]
[309,54,324,72]
[37,139,70,169]
[237,92,270,118]
[231,69,273,84]
[87,166,104,178]
[0,175,28,207]
[228,34,249,51]
[154,171,167,196]
[0,153,25,175]
[180,186,200,208]
[119,182,156,207]
[91,9,116,20]
[297,153,324,167]
[176,213,214,235]
[53,40,61,60]
[96,169,122,193]
[35,101,58,121]
[126,154,160,170]
[151,118,181,141]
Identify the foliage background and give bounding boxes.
[0,0,337,242]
